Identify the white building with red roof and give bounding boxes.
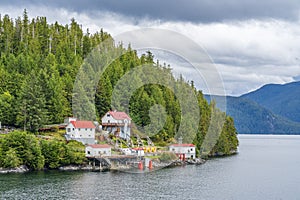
[85,144,112,157]
[101,111,131,140]
[65,120,96,144]
[169,143,196,159]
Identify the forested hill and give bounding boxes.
[0,11,238,156]
[220,96,300,134]
[205,81,300,134]
[242,81,300,123]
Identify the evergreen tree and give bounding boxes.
[16,70,47,132]
[1,148,21,168]
[0,91,13,125]
[0,131,44,170]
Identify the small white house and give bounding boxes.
[85,144,112,157]
[169,144,196,159]
[120,148,145,156]
[101,111,131,140]
[132,147,145,157]
[65,120,96,144]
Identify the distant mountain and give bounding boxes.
[205,82,300,134]
[242,81,300,123]
[224,96,300,134]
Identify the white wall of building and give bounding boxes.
[102,112,132,124]
[102,113,118,124]
[65,123,95,144]
[169,145,196,159]
[101,112,131,140]
[85,146,111,157]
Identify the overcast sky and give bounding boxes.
[1,0,300,96]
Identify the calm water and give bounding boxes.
[1,134,300,200]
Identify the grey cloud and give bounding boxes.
[1,0,300,22]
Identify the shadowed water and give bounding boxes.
[1,134,300,199]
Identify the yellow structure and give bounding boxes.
[143,146,157,153]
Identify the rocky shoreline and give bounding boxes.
[0,165,29,174]
[0,157,207,174]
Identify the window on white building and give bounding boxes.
[90,128,92,131]
[85,128,87,131]
[107,114,110,117]
[67,128,71,132]
[87,151,90,155]
[191,148,193,151]
[79,128,81,131]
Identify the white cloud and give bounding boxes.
[1,6,300,96]
[140,20,300,95]
[215,64,298,95]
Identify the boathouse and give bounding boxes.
[86,144,112,157]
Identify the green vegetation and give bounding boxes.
[0,131,44,170]
[0,10,111,132]
[0,131,86,169]
[0,10,239,166]
[159,152,178,162]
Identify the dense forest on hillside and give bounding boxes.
[225,96,300,134]
[206,95,300,134]
[0,10,238,158]
[242,82,300,123]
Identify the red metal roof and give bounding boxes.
[169,144,195,147]
[70,121,96,129]
[132,147,144,150]
[109,111,131,120]
[87,144,111,148]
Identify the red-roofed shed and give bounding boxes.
[169,144,195,147]
[71,121,96,129]
[169,143,196,159]
[86,144,112,157]
[88,144,111,149]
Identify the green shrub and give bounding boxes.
[159,152,178,162]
